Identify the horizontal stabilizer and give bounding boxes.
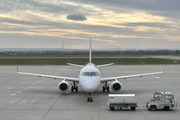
[97,63,114,68]
[67,63,84,68]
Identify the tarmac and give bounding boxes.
[0,64,179,120]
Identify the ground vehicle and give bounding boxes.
[108,94,138,111]
[146,92,177,111]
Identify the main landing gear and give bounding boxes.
[87,92,93,102]
[102,82,109,92]
[71,82,78,92]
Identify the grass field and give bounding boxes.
[0,58,179,65]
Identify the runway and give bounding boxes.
[0,65,179,120]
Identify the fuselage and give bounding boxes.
[79,63,101,92]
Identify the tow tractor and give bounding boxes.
[146,92,177,111]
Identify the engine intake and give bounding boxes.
[58,80,69,92]
[111,80,122,92]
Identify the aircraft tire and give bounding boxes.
[107,86,109,92]
[103,86,105,92]
[75,86,78,92]
[71,86,74,92]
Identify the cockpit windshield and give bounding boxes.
[82,72,99,76]
[90,72,97,76]
[83,72,89,76]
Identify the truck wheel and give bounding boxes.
[164,106,170,111]
[150,105,156,111]
[131,107,136,111]
[110,107,115,111]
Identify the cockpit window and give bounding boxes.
[90,72,97,76]
[83,72,89,76]
[82,72,99,76]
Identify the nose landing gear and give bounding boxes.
[87,92,93,102]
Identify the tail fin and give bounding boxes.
[89,38,92,63]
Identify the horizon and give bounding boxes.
[0,48,180,52]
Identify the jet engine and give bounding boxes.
[111,80,122,92]
[58,80,70,92]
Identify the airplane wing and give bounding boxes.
[18,72,79,82]
[101,71,164,82]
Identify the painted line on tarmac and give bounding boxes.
[88,102,94,104]
[10,74,49,96]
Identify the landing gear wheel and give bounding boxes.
[75,86,78,92]
[90,97,93,102]
[71,86,74,92]
[150,105,156,111]
[87,97,93,102]
[87,97,89,102]
[103,86,105,92]
[107,86,109,92]
[87,92,93,102]
[103,86,109,92]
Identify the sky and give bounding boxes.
[0,0,180,49]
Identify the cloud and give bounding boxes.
[66,14,87,21]
[0,0,180,49]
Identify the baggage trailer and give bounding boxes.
[108,94,138,111]
[146,92,177,111]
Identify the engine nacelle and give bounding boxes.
[111,80,122,92]
[58,80,70,92]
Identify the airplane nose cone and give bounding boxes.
[85,82,94,91]
[81,79,99,92]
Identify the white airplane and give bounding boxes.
[17,39,164,102]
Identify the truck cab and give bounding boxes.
[146,92,177,111]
